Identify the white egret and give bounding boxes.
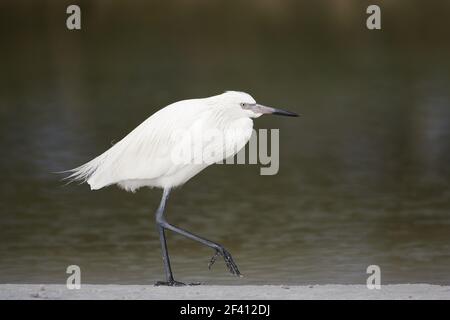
[65,91,297,286]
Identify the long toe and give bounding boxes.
[155,280,186,287]
[209,247,242,277]
[223,251,242,277]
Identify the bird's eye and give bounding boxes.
[240,103,245,107]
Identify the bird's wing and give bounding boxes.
[66,100,253,191]
[66,100,209,190]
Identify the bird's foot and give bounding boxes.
[154,279,186,287]
[187,282,202,286]
[208,246,242,277]
[154,280,202,286]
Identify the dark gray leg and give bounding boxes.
[154,188,241,285]
[155,188,185,286]
[159,219,241,276]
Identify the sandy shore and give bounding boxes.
[0,284,449,300]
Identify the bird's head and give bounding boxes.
[223,91,298,118]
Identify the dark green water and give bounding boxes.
[0,1,449,285]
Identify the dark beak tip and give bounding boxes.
[273,110,300,117]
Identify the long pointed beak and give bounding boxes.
[256,104,299,117]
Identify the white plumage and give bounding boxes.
[66,91,258,192]
[64,90,297,285]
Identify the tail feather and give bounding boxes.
[60,153,107,189]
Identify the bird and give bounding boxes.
[64,91,298,286]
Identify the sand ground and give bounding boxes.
[0,284,449,300]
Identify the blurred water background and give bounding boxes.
[0,0,449,284]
